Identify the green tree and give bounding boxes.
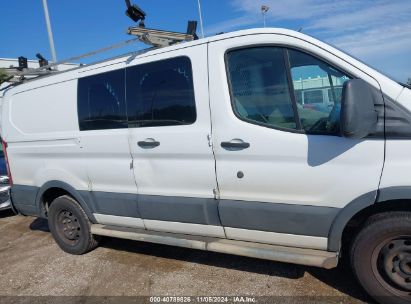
[408,78,411,86]
[0,68,10,84]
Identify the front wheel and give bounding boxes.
[350,212,411,304]
[48,195,99,255]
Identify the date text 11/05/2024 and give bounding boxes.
[149,296,257,303]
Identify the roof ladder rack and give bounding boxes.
[1,2,200,90]
[127,21,198,47]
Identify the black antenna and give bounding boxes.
[125,0,146,27]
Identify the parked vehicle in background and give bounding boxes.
[1,28,411,304]
[0,142,11,211]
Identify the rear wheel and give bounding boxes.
[350,212,411,304]
[48,195,99,255]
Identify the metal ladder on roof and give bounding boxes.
[1,0,199,90]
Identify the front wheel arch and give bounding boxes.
[328,191,377,252]
[329,189,411,253]
[328,186,411,252]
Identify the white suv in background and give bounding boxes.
[1,28,411,304]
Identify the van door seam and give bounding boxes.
[206,42,225,234]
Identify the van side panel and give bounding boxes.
[3,80,90,213]
[9,80,78,135]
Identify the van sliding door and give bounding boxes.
[126,45,225,238]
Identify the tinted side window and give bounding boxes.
[126,57,196,128]
[78,69,127,131]
[226,47,297,130]
[288,49,351,134]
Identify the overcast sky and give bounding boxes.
[1,0,410,82]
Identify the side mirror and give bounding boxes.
[340,79,378,139]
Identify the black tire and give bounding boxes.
[350,211,411,304]
[48,195,99,255]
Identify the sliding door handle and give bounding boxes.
[138,139,160,149]
[221,139,250,151]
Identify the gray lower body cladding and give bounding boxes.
[10,184,340,240]
[137,195,221,226]
[80,191,141,218]
[10,185,38,215]
[219,199,339,237]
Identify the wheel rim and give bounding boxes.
[372,236,411,296]
[56,209,81,246]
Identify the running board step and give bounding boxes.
[91,224,338,269]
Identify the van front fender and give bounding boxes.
[327,191,377,252]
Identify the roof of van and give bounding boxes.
[6,28,307,86]
[3,27,403,98]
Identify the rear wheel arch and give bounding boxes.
[36,181,96,223]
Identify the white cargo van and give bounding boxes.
[1,28,411,303]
